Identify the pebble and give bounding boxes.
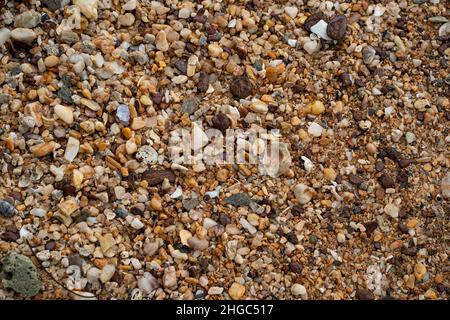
[304,12,325,32]
[228,282,245,300]
[14,11,41,29]
[384,203,399,218]
[355,289,374,300]
[54,105,74,125]
[291,284,307,297]
[116,104,130,123]
[284,7,298,19]
[163,266,177,288]
[294,184,313,204]
[155,31,169,52]
[100,264,116,283]
[323,168,337,181]
[0,28,11,47]
[138,273,159,294]
[230,76,253,99]
[309,100,325,115]
[11,28,37,43]
[123,0,137,11]
[225,193,251,207]
[64,137,80,162]
[249,99,268,114]
[73,0,98,20]
[187,237,209,251]
[441,173,450,198]
[308,122,323,137]
[0,200,15,218]
[414,263,427,281]
[327,15,347,40]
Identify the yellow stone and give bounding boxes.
[30,141,56,157]
[216,168,229,182]
[44,55,59,67]
[179,230,192,246]
[58,198,78,216]
[434,274,443,284]
[309,100,325,115]
[424,289,437,300]
[150,196,162,211]
[323,168,337,181]
[72,169,84,188]
[122,127,133,139]
[414,263,427,281]
[140,95,152,106]
[228,282,245,300]
[406,218,419,229]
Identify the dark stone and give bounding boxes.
[197,71,209,93]
[72,210,90,223]
[291,84,304,94]
[68,254,84,267]
[304,12,326,32]
[364,221,378,235]
[45,240,56,250]
[57,75,73,103]
[0,231,20,242]
[327,15,347,40]
[291,204,304,216]
[212,112,231,131]
[348,174,363,185]
[225,193,251,207]
[398,159,412,169]
[375,161,384,172]
[174,59,187,75]
[355,289,374,300]
[339,72,352,87]
[398,223,409,234]
[230,76,253,99]
[0,200,15,218]
[286,232,298,245]
[152,92,163,105]
[142,169,176,186]
[219,213,231,225]
[116,208,130,218]
[181,96,200,115]
[183,198,200,211]
[41,0,62,11]
[379,173,395,189]
[110,270,124,285]
[289,262,303,273]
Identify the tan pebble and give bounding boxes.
[434,274,443,284]
[54,105,74,124]
[366,143,377,155]
[125,139,137,154]
[44,55,59,67]
[414,263,427,281]
[140,95,152,106]
[228,282,245,300]
[179,230,192,246]
[406,218,419,229]
[72,169,84,188]
[30,141,55,157]
[216,168,229,182]
[424,289,437,300]
[323,168,337,181]
[150,196,162,211]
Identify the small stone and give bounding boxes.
[384,203,399,218]
[327,15,347,40]
[179,7,191,19]
[309,100,325,115]
[11,28,37,43]
[125,140,138,155]
[30,141,55,157]
[131,218,144,229]
[118,13,135,26]
[294,184,314,204]
[308,122,323,137]
[424,289,437,300]
[123,0,137,11]
[414,263,427,281]
[310,20,332,40]
[187,237,209,251]
[337,233,346,243]
[143,169,175,186]
[212,112,231,131]
[41,0,63,11]
[284,6,298,19]
[14,11,41,29]
[2,251,42,297]
[0,28,11,47]
[100,264,116,283]
[116,104,130,123]
[249,99,268,114]
[136,145,158,164]
[228,282,245,300]
[379,173,395,189]
[0,200,15,218]
[163,266,177,288]
[355,289,374,300]
[138,273,159,294]
[230,76,253,99]
[44,55,59,68]
[289,262,303,273]
[197,72,209,93]
[73,0,98,20]
[155,30,169,52]
[225,193,251,207]
[208,43,223,57]
[291,284,307,297]
[323,168,337,181]
[54,105,74,124]
[58,198,78,216]
[441,173,450,199]
[181,96,200,115]
[64,137,80,162]
[80,98,100,111]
